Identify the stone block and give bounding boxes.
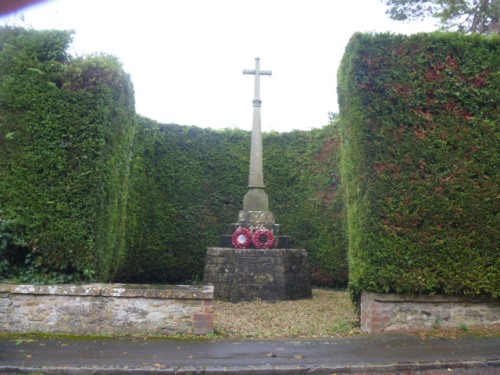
[204,247,312,302]
[100,284,214,299]
[238,210,275,224]
[11,284,101,296]
[0,284,10,294]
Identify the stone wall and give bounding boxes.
[0,284,214,336]
[361,291,500,333]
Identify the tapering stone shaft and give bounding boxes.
[243,58,271,211]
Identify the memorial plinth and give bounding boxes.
[203,58,312,302]
[204,248,311,302]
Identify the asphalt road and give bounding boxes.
[1,333,499,374]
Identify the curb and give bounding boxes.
[2,359,499,374]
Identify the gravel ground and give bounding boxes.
[214,289,500,340]
[214,289,360,339]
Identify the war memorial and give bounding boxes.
[204,58,312,302]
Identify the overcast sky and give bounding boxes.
[1,0,436,132]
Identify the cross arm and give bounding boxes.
[243,69,272,76]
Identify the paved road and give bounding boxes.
[1,333,499,374]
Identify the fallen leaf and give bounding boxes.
[15,339,34,346]
[214,289,359,339]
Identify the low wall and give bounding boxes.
[0,283,214,336]
[361,291,500,333]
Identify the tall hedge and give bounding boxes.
[0,27,136,281]
[0,27,347,286]
[119,119,348,286]
[120,121,250,283]
[338,32,499,298]
[264,126,348,286]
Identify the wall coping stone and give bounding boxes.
[365,291,498,304]
[3,283,214,300]
[0,284,11,294]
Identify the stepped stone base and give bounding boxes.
[204,247,312,302]
[219,210,291,248]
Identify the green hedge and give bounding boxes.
[119,120,348,286]
[0,27,347,286]
[338,32,499,298]
[120,121,249,283]
[0,27,136,282]
[264,126,348,286]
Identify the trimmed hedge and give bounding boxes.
[0,27,136,282]
[120,121,250,283]
[0,27,346,286]
[338,32,499,298]
[264,126,348,286]
[119,119,348,286]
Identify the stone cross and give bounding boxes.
[242,58,272,211]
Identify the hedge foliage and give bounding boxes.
[0,27,347,285]
[264,125,348,286]
[119,119,348,286]
[2,28,498,297]
[338,32,499,298]
[0,27,136,282]
[120,121,250,283]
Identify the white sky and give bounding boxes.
[1,0,437,132]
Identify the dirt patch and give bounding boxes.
[214,289,360,339]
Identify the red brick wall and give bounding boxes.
[193,299,215,334]
[361,291,500,333]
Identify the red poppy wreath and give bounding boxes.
[232,227,252,249]
[252,229,275,249]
